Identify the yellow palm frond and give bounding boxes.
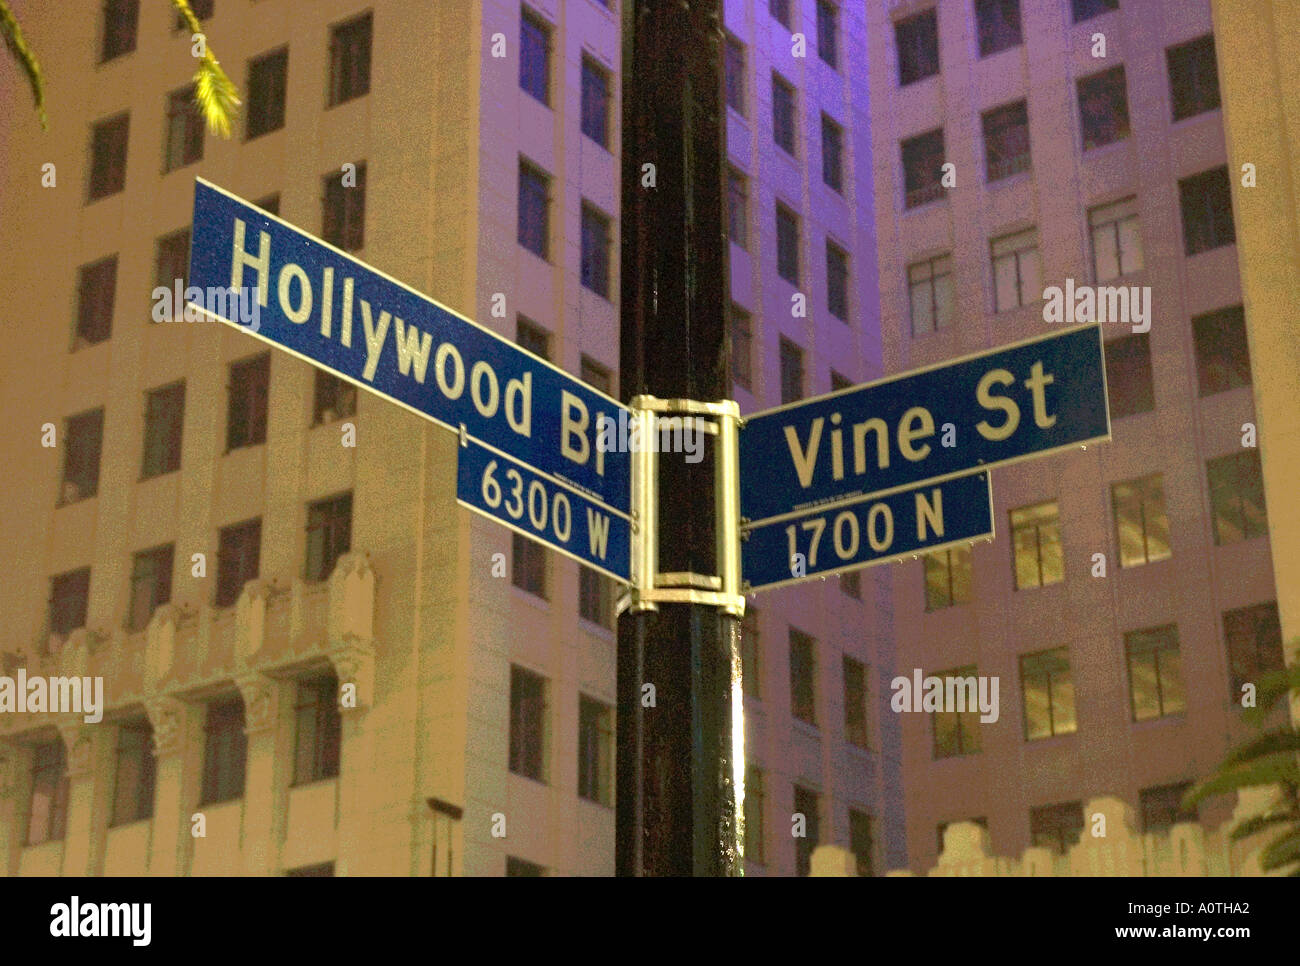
[1,0,48,130]
[170,0,240,138]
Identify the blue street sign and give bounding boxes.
[740,325,1109,524]
[187,179,631,515]
[456,437,631,581]
[742,471,993,591]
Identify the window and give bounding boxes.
[1103,333,1154,418]
[1126,625,1186,721]
[731,304,753,391]
[740,606,760,698]
[294,673,341,785]
[579,566,612,627]
[1112,474,1171,568]
[581,56,610,147]
[226,353,269,450]
[816,1,838,68]
[924,545,972,610]
[826,241,849,321]
[577,695,613,805]
[896,10,939,86]
[163,86,204,172]
[509,665,547,782]
[1010,501,1063,589]
[1140,783,1196,832]
[246,48,288,139]
[177,0,213,26]
[49,568,90,639]
[1207,451,1267,544]
[982,100,1030,181]
[849,809,874,876]
[1192,305,1251,396]
[312,370,357,425]
[582,357,612,397]
[843,656,868,748]
[1224,602,1284,695]
[101,0,139,62]
[769,0,792,29]
[975,0,1021,57]
[821,114,843,194]
[1179,166,1235,256]
[255,193,280,216]
[937,816,988,854]
[520,8,550,105]
[932,664,983,757]
[724,35,746,114]
[779,337,804,404]
[901,128,945,209]
[506,856,545,876]
[26,741,69,846]
[201,697,247,804]
[776,204,800,285]
[517,317,550,360]
[128,544,173,632]
[512,532,546,598]
[840,569,860,598]
[306,492,352,582]
[111,719,156,826]
[1088,197,1142,282]
[322,163,366,252]
[75,256,117,346]
[61,409,104,504]
[744,765,766,863]
[1020,648,1077,740]
[88,113,129,202]
[1030,801,1084,854]
[518,161,550,259]
[991,228,1041,312]
[789,628,816,726]
[216,518,261,608]
[727,168,748,249]
[1077,66,1130,150]
[154,229,191,293]
[286,862,335,877]
[328,12,372,106]
[909,254,954,335]
[580,203,611,298]
[142,381,185,478]
[1071,0,1118,23]
[772,74,797,156]
[793,785,820,876]
[1168,35,1220,121]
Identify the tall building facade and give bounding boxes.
[865,0,1282,871]
[0,0,900,876]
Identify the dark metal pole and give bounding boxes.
[617,0,739,876]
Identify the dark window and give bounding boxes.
[306,492,352,582]
[1020,648,1077,740]
[286,862,335,876]
[849,809,874,877]
[49,568,90,639]
[518,161,550,259]
[163,86,204,172]
[294,673,342,785]
[1103,333,1155,418]
[924,545,972,610]
[509,665,547,782]
[901,128,945,208]
[1071,0,1118,23]
[731,304,753,391]
[772,74,797,156]
[154,229,191,292]
[26,741,69,846]
[1010,500,1063,589]
[1192,305,1251,396]
[843,656,867,748]
[1126,625,1186,721]
[789,628,816,726]
[246,48,288,139]
[255,194,280,216]
[1207,450,1268,545]
[793,785,820,876]
[776,204,800,285]
[520,8,550,105]
[516,317,550,360]
[779,336,804,404]
[180,0,213,24]
[581,56,610,146]
[128,544,173,632]
[1030,801,1084,854]
[740,606,760,698]
[512,532,546,598]
[61,409,104,504]
[1168,35,1220,121]
[826,240,849,321]
[769,0,792,29]
[909,254,954,335]
[580,203,611,297]
[75,255,117,346]
[215,518,261,608]
[312,370,357,425]
[111,719,156,826]
[1179,166,1235,256]
[328,12,372,106]
[1224,602,1284,695]
[982,100,1031,181]
[840,569,860,598]
[1112,474,1171,567]
[88,113,129,201]
[101,0,139,62]
[1140,783,1197,832]
[577,695,613,805]
[1078,66,1130,150]
[975,0,1021,57]
[932,665,983,758]
[724,36,745,114]
[895,9,939,86]
[201,697,247,804]
[727,167,748,249]
[322,163,366,252]
[226,353,269,450]
[579,565,611,627]
[816,1,838,68]
[142,381,185,478]
[821,114,843,193]
[506,856,545,876]
[744,765,765,863]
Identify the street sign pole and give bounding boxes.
[617,0,742,876]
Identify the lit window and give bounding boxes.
[1111,474,1171,568]
[1125,625,1185,721]
[1020,648,1077,740]
[1010,501,1062,589]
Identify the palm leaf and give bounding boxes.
[1,0,47,130]
[1184,754,1300,808]
[1229,811,1295,841]
[1220,727,1300,770]
[1242,662,1300,726]
[169,0,240,138]
[1259,827,1300,872]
